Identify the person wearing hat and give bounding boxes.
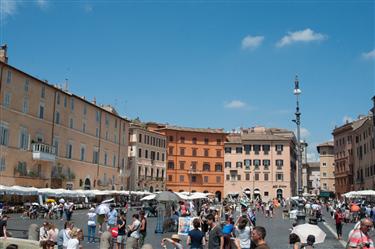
[0,215,9,239]
[87,207,97,243]
[161,234,183,249]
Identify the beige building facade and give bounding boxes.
[317,141,335,193]
[128,123,166,192]
[0,59,130,190]
[223,127,297,201]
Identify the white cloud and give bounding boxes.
[0,0,19,20]
[276,28,327,47]
[224,100,246,109]
[343,115,353,124]
[241,35,264,50]
[36,0,48,9]
[362,49,375,59]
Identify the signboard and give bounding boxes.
[177,217,199,236]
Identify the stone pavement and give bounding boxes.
[5,207,351,249]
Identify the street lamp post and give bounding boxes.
[293,75,306,224]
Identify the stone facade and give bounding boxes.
[317,141,335,193]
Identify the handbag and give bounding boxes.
[111,227,119,238]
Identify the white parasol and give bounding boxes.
[95,203,110,215]
[291,224,326,244]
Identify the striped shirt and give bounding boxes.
[348,230,374,249]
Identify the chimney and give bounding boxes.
[0,44,8,63]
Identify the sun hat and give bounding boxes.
[171,234,181,241]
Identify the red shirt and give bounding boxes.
[335,212,344,224]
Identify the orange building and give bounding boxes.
[148,124,226,200]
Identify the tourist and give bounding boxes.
[46,223,59,249]
[87,207,97,243]
[251,226,270,249]
[300,235,315,249]
[235,218,252,249]
[334,208,344,240]
[66,228,80,249]
[207,213,224,249]
[288,233,301,249]
[0,215,9,239]
[64,201,74,222]
[107,204,118,230]
[116,211,126,249]
[126,213,141,249]
[57,221,73,249]
[187,218,205,249]
[39,222,50,249]
[347,218,374,249]
[161,234,184,249]
[139,210,147,248]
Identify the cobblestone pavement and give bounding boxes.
[5,207,354,249]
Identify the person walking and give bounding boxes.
[107,204,118,230]
[87,207,97,243]
[334,208,344,240]
[235,218,251,249]
[66,228,80,249]
[0,215,9,239]
[251,226,270,249]
[347,218,374,249]
[139,210,147,248]
[126,213,141,249]
[206,213,224,249]
[187,218,205,249]
[300,235,315,249]
[117,212,126,249]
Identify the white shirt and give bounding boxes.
[130,219,141,239]
[66,238,80,249]
[87,212,97,226]
[235,226,251,248]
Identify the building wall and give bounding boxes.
[352,118,375,190]
[223,129,297,201]
[156,129,225,200]
[318,144,335,192]
[128,125,166,192]
[0,62,129,190]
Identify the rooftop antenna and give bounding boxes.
[63,78,69,91]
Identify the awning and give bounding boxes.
[228,192,239,195]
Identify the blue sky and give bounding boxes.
[1,0,374,161]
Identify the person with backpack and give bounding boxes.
[126,214,141,249]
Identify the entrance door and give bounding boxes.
[84,178,91,190]
[277,189,283,200]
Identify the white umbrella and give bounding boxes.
[292,224,326,244]
[140,194,156,201]
[101,198,114,204]
[96,203,110,215]
[59,198,65,203]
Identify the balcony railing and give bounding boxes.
[32,143,56,161]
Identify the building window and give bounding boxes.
[192,137,197,144]
[96,128,99,138]
[168,161,175,170]
[217,139,221,145]
[157,152,160,160]
[6,70,12,83]
[253,160,261,167]
[39,104,45,119]
[203,163,210,171]
[93,149,99,164]
[138,148,142,158]
[70,98,74,110]
[276,145,283,154]
[179,161,185,170]
[264,173,269,181]
[246,173,250,180]
[276,173,284,181]
[204,176,209,183]
[104,152,108,165]
[22,98,29,113]
[80,145,86,161]
[145,150,148,159]
[225,162,231,168]
[215,164,222,172]
[237,175,241,181]
[244,159,251,169]
[41,86,45,98]
[83,104,87,115]
[162,153,165,161]
[169,136,173,142]
[204,138,209,145]
[254,173,259,181]
[19,127,29,150]
[253,145,261,155]
[204,149,209,157]
[226,174,230,181]
[263,160,270,167]
[113,155,116,168]
[64,96,67,108]
[56,92,60,105]
[191,162,197,171]
[3,92,11,107]
[225,147,232,153]
[0,157,5,171]
[236,147,243,154]
[262,145,270,155]
[82,122,86,133]
[323,172,327,177]
[236,162,243,168]
[53,138,59,156]
[139,134,142,143]
[180,137,185,143]
[69,118,74,129]
[191,148,197,156]
[105,131,109,140]
[105,113,109,127]
[96,111,100,122]
[180,148,185,156]
[0,124,9,146]
[244,145,251,154]
[168,175,172,182]
[216,176,221,183]
[276,160,284,169]
[169,147,173,155]
[322,162,327,167]
[216,150,221,157]
[66,143,73,159]
[180,175,184,182]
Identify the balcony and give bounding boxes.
[32,143,56,161]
